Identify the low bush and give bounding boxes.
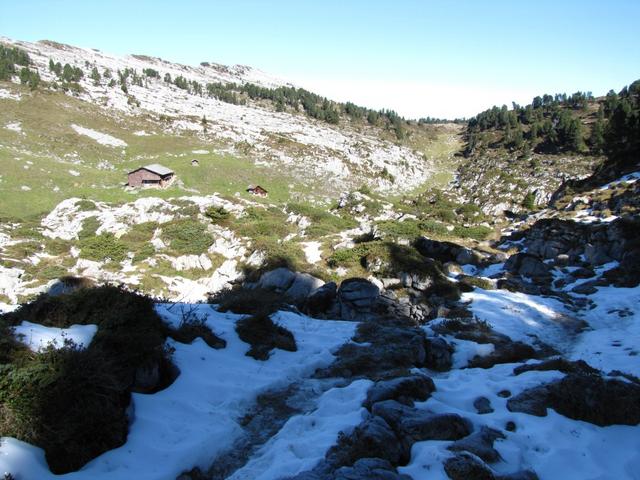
[79,233,127,262]
[162,219,213,255]
[376,219,422,239]
[0,286,176,473]
[77,216,100,240]
[210,287,291,316]
[204,206,231,225]
[452,225,493,240]
[235,312,296,360]
[169,306,226,349]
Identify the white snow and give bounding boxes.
[302,241,322,264]
[0,305,358,480]
[5,121,22,133]
[71,124,127,147]
[13,321,98,352]
[569,283,640,377]
[462,289,576,352]
[68,169,80,176]
[400,364,640,480]
[228,379,372,480]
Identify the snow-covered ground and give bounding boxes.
[13,321,98,352]
[0,305,359,480]
[70,124,128,148]
[401,364,640,480]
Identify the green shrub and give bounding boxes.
[79,233,127,262]
[210,287,292,315]
[452,225,493,240]
[77,216,100,240]
[162,219,213,255]
[0,286,176,473]
[522,191,536,210]
[75,200,96,212]
[131,243,155,263]
[234,207,293,239]
[418,219,449,236]
[0,344,128,473]
[376,219,422,239]
[204,206,231,224]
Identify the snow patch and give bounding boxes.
[13,321,98,352]
[71,124,127,147]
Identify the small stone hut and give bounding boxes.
[128,164,175,188]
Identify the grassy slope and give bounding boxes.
[0,83,298,219]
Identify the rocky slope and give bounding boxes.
[0,37,444,196]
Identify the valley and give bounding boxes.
[0,35,639,480]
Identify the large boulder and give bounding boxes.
[285,272,324,302]
[258,267,296,291]
[504,253,551,282]
[508,373,640,426]
[338,278,380,320]
[371,400,472,442]
[424,337,453,371]
[326,415,409,468]
[305,281,338,315]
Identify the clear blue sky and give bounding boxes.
[2,0,639,118]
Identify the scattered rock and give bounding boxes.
[326,415,409,468]
[371,400,472,442]
[473,396,494,414]
[333,458,412,480]
[448,426,505,463]
[444,452,495,480]
[364,375,435,409]
[507,386,550,417]
[424,336,453,371]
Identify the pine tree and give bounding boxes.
[589,107,606,153]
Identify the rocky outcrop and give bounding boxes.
[337,278,381,321]
[508,373,640,426]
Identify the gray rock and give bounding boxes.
[444,452,495,480]
[259,267,296,291]
[473,396,494,414]
[371,400,472,441]
[425,337,453,371]
[334,458,412,480]
[285,273,324,302]
[506,386,550,417]
[584,243,612,266]
[364,375,435,409]
[448,426,505,463]
[326,415,409,467]
[338,278,380,320]
[306,281,337,315]
[504,253,551,280]
[456,248,482,266]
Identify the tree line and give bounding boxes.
[464,80,640,168]
[1,45,39,89]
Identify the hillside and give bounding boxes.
[1,37,640,480]
[451,81,640,215]
[0,37,461,222]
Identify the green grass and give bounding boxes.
[0,84,299,220]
